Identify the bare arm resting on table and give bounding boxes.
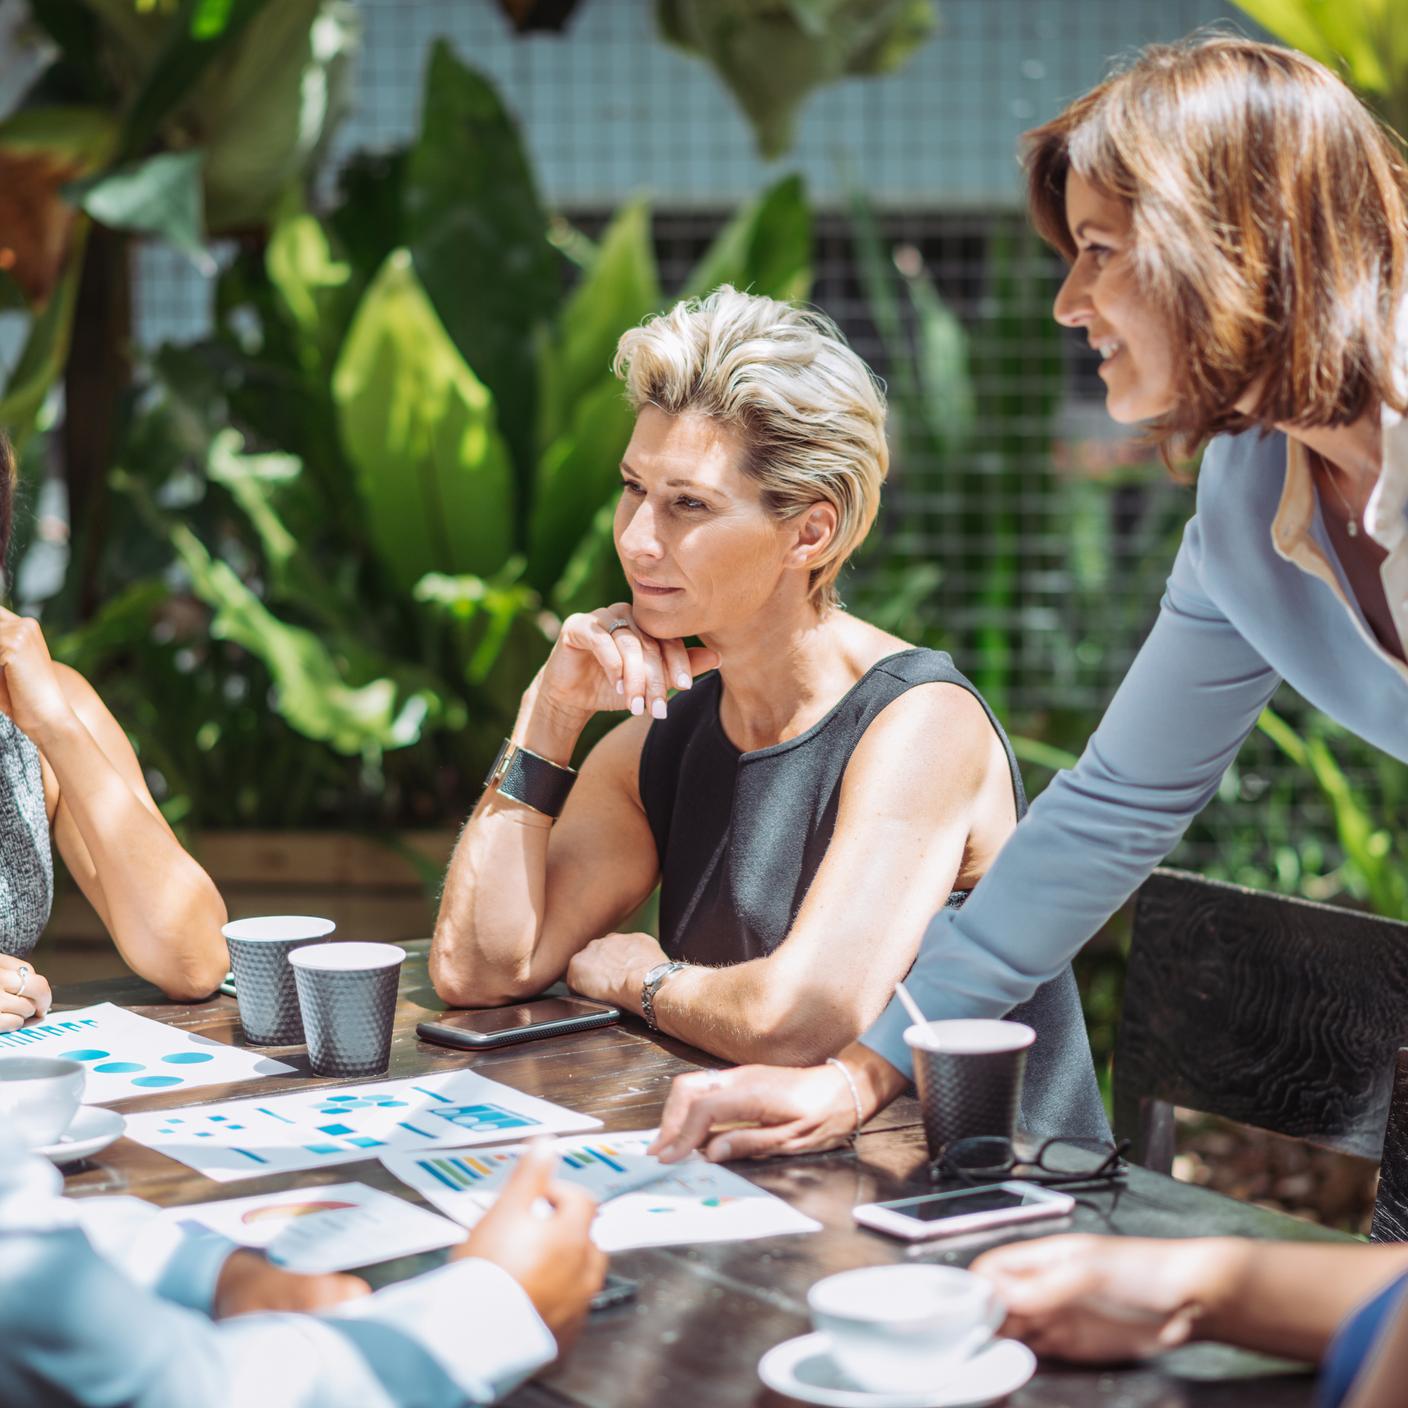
[0,607,228,1005]
[567,682,1016,1066]
[430,607,715,1008]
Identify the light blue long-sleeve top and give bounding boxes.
[0,1126,556,1407]
[863,417,1408,1077]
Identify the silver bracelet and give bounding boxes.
[826,1056,864,1143]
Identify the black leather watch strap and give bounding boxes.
[484,739,577,818]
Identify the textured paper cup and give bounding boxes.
[223,916,336,1045]
[0,1056,85,1147]
[904,1019,1035,1163]
[289,942,405,1078]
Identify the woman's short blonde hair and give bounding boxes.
[612,285,888,612]
[1024,34,1408,453]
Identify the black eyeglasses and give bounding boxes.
[930,1135,1131,1188]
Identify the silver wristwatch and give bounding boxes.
[641,960,688,1032]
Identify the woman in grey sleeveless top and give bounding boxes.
[430,288,1107,1142]
[0,437,228,1032]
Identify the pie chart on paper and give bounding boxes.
[241,1200,360,1226]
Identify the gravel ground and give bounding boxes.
[1172,1111,1379,1235]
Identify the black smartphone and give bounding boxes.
[416,997,620,1050]
[589,1274,638,1313]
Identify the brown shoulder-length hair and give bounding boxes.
[1024,34,1408,454]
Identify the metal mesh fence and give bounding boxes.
[128,0,1393,895]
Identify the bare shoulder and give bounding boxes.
[841,684,1009,834]
[856,680,999,766]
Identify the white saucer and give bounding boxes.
[34,1106,126,1166]
[758,1333,1036,1408]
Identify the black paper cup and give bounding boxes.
[904,1019,1035,1163]
[223,916,335,1045]
[289,942,406,1078]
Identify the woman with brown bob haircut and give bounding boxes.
[647,36,1408,1402]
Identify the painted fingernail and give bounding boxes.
[616,680,625,694]
[651,699,668,720]
[631,696,644,715]
[676,672,691,690]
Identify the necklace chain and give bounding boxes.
[1315,453,1361,538]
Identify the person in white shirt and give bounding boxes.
[0,1128,605,1407]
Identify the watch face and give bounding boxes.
[644,961,676,986]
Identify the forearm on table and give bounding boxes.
[1192,1240,1408,1361]
[431,692,588,1006]
[653,958,887,1068]
[43,717,227,997]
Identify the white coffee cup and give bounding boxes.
[0,1057,86,1147]
[807,1264,1003,1393]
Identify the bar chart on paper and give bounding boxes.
[382,1131,822,1251]
[124,1069,602,1182]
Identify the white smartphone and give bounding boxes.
[852,1180,1075,1242]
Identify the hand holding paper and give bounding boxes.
[456,1141,608,1347]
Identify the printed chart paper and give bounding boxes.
[0,1004,294,1103]
[381,1130,821,1252]
[125,1068,602,1182]
[163,1181,465,1273]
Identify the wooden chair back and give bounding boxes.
[1113,868,1408,1240]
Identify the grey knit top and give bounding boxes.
[0,710,53,958]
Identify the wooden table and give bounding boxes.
[60,944,1352,1408]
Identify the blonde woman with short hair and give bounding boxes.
[430,287,1106,1137]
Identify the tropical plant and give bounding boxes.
[55,44,814,828]
[1232,0,1408,139]
[658,0,935,159]
[0,0,356,611]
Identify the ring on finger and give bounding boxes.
[605,618,633,635]
[13,965,29,999]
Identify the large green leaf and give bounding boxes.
[657,0,934,159]
[551,497,631,618]
[1232,0,1408,136]
[332,249,517,592]
[150,506,449,756]
[526,376,635,593]
[680,172,812,302]
[266,206,354,374]
[205,428,349,625]
[98,0,277,159]
[69,150,211,269]
[190,0,359,232]
[538,198,659,451]
[900,248,974,460]
[405,40,558,490]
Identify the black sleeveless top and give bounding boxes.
[639,646,1111,1139]
[641,649,1019,966]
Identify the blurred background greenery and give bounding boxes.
[0,0,1404,1077]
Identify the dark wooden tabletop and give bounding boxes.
[59,943,1352,1408]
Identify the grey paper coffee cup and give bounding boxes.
[289,942,405,1078]
[904,1019,1035,1162]
[223,916,335,1045]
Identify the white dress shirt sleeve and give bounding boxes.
[0,1133,557,1407]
